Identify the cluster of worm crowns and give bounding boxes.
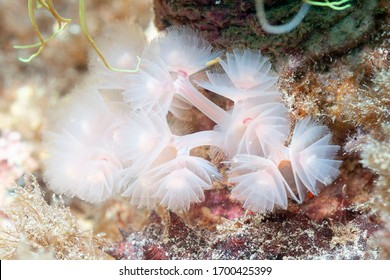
[43,21,342,213]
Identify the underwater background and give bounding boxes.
[0,0,389,260]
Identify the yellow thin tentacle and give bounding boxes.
[28,0,45,45]
[205,57,221,67]
[36,0,71,40]
[14,22,69,49]
[15,0,46,62]
[79,0,140,73]
[14,0,71,62]
[43,0,72,25]
[15,0,141,72]
[36,0,48,9]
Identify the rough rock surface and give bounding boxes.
[154,0,380,61]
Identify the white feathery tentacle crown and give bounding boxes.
[43,22,341,212]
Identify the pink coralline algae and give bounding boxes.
[43,21,342,214]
